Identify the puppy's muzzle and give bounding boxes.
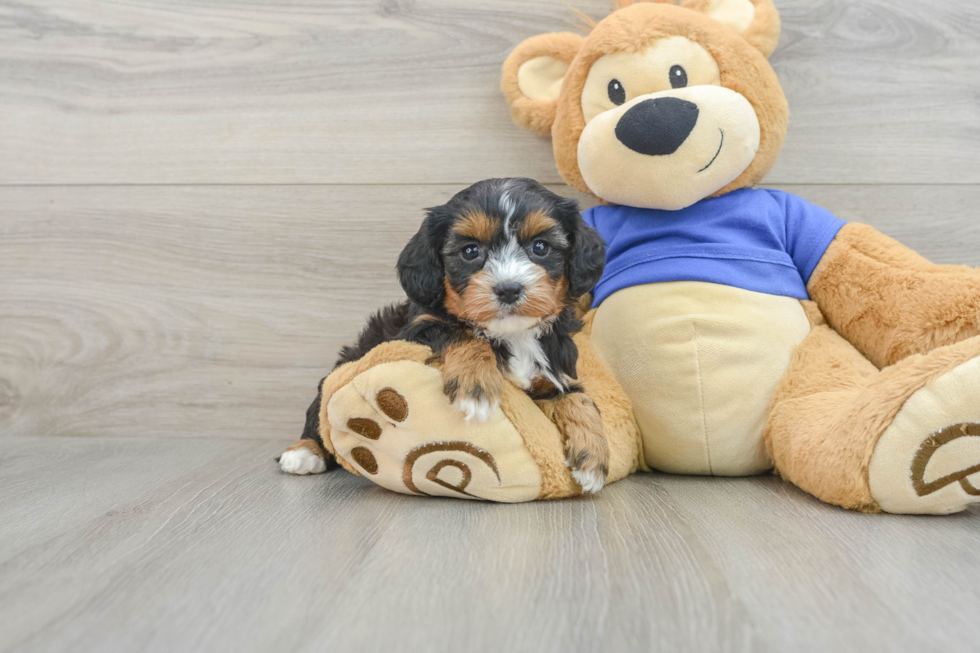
[494,282,524,305]
[615,97,699,156]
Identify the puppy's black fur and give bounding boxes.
[298,178,605,463]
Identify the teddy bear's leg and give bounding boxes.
[766,318,980,514]
[809,223,980,368]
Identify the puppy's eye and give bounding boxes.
[531,240,550,257]
[669,65,688,89]
[461,244,481,261]
[607,79,626,106]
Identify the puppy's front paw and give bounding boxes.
[452,395,499,423]
[441,339,504,424]
[445,376,501,423]
[542,393,609,494]
[571,465,607,494]
[565,436,609,494]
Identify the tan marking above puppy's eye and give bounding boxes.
[518,210,559,241]
[453,210,498,242]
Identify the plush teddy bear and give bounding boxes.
[298,0,980,514]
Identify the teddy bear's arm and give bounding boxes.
[807,222,980,368]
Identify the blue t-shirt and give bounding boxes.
[582,188,845,306]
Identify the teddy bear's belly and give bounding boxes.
[591,281,812,476]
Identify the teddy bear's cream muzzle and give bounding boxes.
[577,85,761,211]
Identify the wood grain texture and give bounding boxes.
[0,436,977,653]
[2,183,978,441]
[1,0,978,185]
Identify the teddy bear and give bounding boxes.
[293,0,980,515]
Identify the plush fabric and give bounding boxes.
[808,222,980,368]
[591,281,810,475]
[576,84,761,210]
[583,188,844,305]
[869,354,980,514]
[682,0,782,58]
[500,33,584,136]
[766,329,980,513]
[328,360,543,502]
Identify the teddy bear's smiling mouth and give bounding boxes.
[698,128,725,173]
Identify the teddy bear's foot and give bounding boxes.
[325,360,545,502]
[870,357,980,514]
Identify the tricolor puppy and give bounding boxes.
[279,178,611,492]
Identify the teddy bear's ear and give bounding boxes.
[682,0,781,58]
[501,33,584,135]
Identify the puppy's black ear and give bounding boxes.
[562,200,606,299]
[397,209,449,309]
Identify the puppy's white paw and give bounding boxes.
[571,466,606,494]
[279,447,327,475]
[453,396,498,423]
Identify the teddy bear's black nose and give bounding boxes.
[615,97,699,156]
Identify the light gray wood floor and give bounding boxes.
[2,0,980,651]
[1,436,978,653]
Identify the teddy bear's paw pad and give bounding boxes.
[870,357,980,514]
[348,445,379,474]
[375,387,409,422]
[326,360,542,502]
[346,417,383,440]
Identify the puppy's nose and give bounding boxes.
[494,282,524,305]
[615,97,699,156]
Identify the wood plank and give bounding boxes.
[2,183,978,441]
[1,0,978,185]
[0,436,977,653]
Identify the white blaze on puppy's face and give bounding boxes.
[497,179,519,231]
[483,238,547,318]
[489,182,546,328]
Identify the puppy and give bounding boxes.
[278,178,610,492]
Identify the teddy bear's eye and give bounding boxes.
[607,79,626,106]
[670,65,688,89]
